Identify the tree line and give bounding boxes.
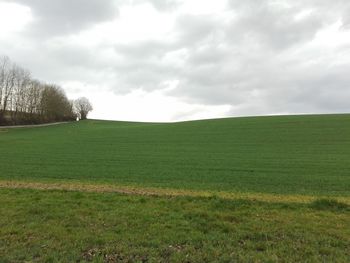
[0,56,92,126]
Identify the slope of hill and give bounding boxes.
[1,114,349,196]
[1,114,350,262]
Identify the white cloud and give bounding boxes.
[0,2,32,36]
[72,89,231,122]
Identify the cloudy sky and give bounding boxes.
[0,0,349,122]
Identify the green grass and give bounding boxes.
[0,188,349,262]
[1,114,350,196]
[1,114,350,262]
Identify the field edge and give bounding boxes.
[1,179,349,205]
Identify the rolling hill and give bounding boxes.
[0,114,349,196]
[1,114,350,262]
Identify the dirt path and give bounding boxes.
[0,122,72,129]
[0,180,349,204]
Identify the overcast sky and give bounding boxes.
[0,0,349,122]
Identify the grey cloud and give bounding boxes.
[161,0,350,114]
[226,0,324,50]
[131,0,180,11]
[174,14,225,46]
[226,63,350,116]
[147,0,180,11]
[1,0,350,120]
[4,0,119,36]
[114,41,176,60]
[108,0,350,116]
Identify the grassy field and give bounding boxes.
[1,114,350,262]
[1,114,350,195]
[0,189,349,262]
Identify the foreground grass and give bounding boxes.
[1,114,350,196]
[0,188,349,262]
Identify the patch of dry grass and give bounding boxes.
[1,180,349,205]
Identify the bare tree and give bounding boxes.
[0,55,80,125]
[27,80,43,116]
[74,97,93,120]
[1,61,16,116]
[12,66,31,122]
[0,56,11,121]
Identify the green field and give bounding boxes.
[1,114,349,262]
[1,189,349,262]
[1,114,350,195]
